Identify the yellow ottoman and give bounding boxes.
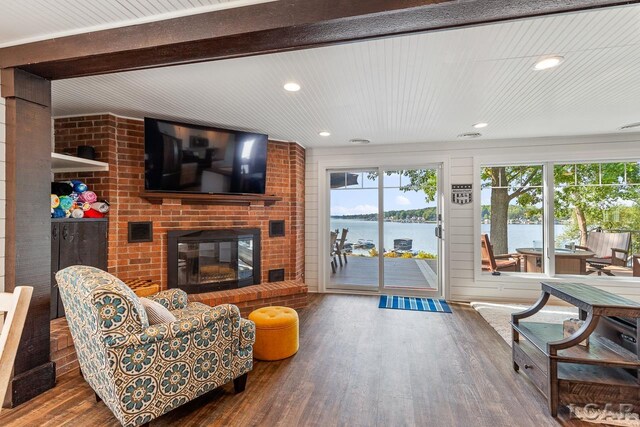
[249,306,299,361]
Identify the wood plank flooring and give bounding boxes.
[0,294,588,426]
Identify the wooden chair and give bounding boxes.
[335,228,349,267]
[480,234,520,273]
[330,231,338,274]
[578,230,631,275]
[0,286,33,412]
[633,255,640,277]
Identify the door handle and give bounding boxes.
[435,225,442,239]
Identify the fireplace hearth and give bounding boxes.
[168,229,261,293]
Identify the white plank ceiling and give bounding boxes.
[0,0,272,47]
[49,4,640,147]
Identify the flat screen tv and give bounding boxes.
[144,118,268,194]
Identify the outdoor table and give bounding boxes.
[515,247,594,274]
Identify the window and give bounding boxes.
[479,160,640,278]
[480,165,544,274]
[554,162,640,276]
[328,170,379,290]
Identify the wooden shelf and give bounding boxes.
[139,191,282,206]
[517,338,639,388]
[559,362,640,387]
[514,321,640,368]
[51,152,109,173]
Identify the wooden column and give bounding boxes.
[1,68,55,407]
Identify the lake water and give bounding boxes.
[330,218,566,254]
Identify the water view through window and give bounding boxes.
[480,161,640,277]
[481,165,545,274]
[328,168,439,290]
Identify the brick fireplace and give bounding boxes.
[54,114,306,305]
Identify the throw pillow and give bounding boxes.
[140,297,177,325]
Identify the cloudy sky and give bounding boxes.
[331,187,434,216]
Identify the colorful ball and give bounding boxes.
[51,194,60,209]
[59,195,73,211]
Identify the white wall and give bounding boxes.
[0,74,5,292]
[305,133,640,303]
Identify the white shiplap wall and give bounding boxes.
[0,74,6,292]
[306,133,640,303]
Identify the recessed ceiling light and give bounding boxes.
[533,56,564,71]
[620,122,640,131]
[284,82,301,92]
[349,138,371,145]
[457,132,482,139]
[473,122,488,129]
[319,131,331,137]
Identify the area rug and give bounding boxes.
[471,301,640,426]
[379,295,451,313]
[470,301,577,342]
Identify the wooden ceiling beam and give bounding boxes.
[0,0,638,79]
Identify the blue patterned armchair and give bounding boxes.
[55,266,255,427]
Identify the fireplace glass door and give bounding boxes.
[178,240,239,287]
[169,228,261,293]
[238,237,254,280]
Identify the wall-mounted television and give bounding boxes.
[144,118,268,195]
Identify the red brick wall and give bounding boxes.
[50,317,78,378]
[54,114,305,289]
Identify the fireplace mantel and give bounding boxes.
[140,191,282,206]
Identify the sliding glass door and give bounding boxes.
[382,168,441,292]
[327,166,442,296]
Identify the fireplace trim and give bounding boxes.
[167,228,261,293]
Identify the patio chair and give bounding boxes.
[577,230,631,276]
[634,255,640,277]
[330,231,338,274]
[481,234,520,273]
[335,228,349,267]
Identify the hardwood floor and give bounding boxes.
[0,294,587,426]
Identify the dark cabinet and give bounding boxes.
[51,218,108,319]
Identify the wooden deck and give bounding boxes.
[0,295,585,426]
[329,255,438,289]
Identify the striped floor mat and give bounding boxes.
[378,295,452,313]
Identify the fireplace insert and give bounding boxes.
[167,229,260,293]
